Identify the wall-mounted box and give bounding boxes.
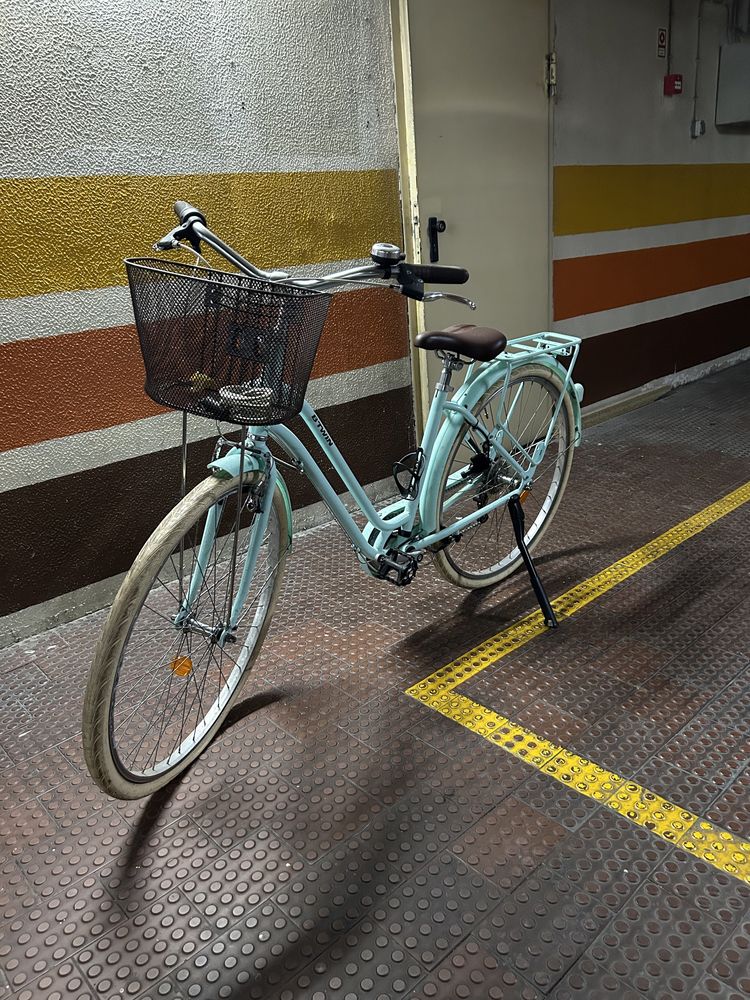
[716,44,750,125]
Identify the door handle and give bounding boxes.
[427,216,446,263]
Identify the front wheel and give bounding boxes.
[432,365,575,589]
[83,472,289,799]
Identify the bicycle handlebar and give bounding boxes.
[173,200,207,227]
[398,263,469,285]
[160,201,474,304]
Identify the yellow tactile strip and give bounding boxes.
[405,480,750,885]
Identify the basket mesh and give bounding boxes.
[125,258,331,425]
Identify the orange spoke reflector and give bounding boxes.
[170,656,193,677]
[520,489,530,503]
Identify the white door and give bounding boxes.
[405,0,552,399]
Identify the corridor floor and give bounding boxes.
[1,362,749,999]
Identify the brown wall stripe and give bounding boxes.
[576,295,750,404]
[554,233,750,321]
[0,385,414,617]
[0,288,408,453]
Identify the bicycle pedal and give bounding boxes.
[374,552,421,586]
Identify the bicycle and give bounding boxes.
[83,200,584,799]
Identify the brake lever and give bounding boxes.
[153,226,188,251]
[423,291,477,310]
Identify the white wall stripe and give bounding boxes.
[0,357,411,493]
[0,259,368,346]
[553,215,750,261]
[553,278,750,340]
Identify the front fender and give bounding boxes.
[418,355,582,529]
[208,447,293,549]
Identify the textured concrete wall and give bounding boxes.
[0,0,411,634]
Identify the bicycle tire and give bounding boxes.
[83,471,289,799]
[431,365,575,589]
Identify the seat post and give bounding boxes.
[436,352,463,393]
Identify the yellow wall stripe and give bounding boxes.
[406,480,750,885]
[554,164,750,236]
[0,169,401,299]
[407,479,750,704]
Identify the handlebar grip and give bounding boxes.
[173,201,207,227]
[400,263,469,285]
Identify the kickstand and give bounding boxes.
[508,495,558,629]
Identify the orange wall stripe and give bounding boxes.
[553,232,750,321]
[0,289,408,453]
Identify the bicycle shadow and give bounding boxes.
[117,690,284,878]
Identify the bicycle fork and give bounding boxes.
[173,449,277,646]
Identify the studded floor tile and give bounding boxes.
[449,796,566,892]
[0,364,748,998]
[409,937,542,1000]
[476,867,613,993]
[373,851,503,969]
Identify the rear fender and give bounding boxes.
[419,355,582,529]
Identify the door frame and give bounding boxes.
[389,0,555,431]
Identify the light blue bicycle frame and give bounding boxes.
[185,331,583,633]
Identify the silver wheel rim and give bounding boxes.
[108,484,283,780]
[439,375,571,581]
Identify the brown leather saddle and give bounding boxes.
[414,323,507,362]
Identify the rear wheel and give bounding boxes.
[83,472,289,799]
[433,366,575,589]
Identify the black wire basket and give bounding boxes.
[125,258,331,425]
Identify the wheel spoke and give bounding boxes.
[103,479,284,783]
[437,373,572,583]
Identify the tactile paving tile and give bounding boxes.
[700,676,750,731]
[450,796,566,892]
[589,875,742,997]
[658,719,749,787]
[475,867,612,994]
[515,772,599,831]
[145,902,325,999]
[634,756,721,815]
[99,815,224,916]
[595,636,675,685]
[543,808,671,910]
[373,851,502,969]
[569,710,665,775]
[75,888,214,996]
[271,799,461,947]
[621,674,708,729]
[409,936,542,1000]
[515,701,588,745]
[337,686,429,749]
[459,663,555,718]
[707,766,750,839]
[0,748,77,809]
[14,807,132,896]
[263,681,360,740]
[272,916,426,999]
[709,921,750,995]
[181,830,306,932]
[662,647,750,695]
[196,764,384,862]
[649,848,750,926]
[0,857,33,922]
[10,958,94,1000]
[0,874,124,993]
[550,956,643,999]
